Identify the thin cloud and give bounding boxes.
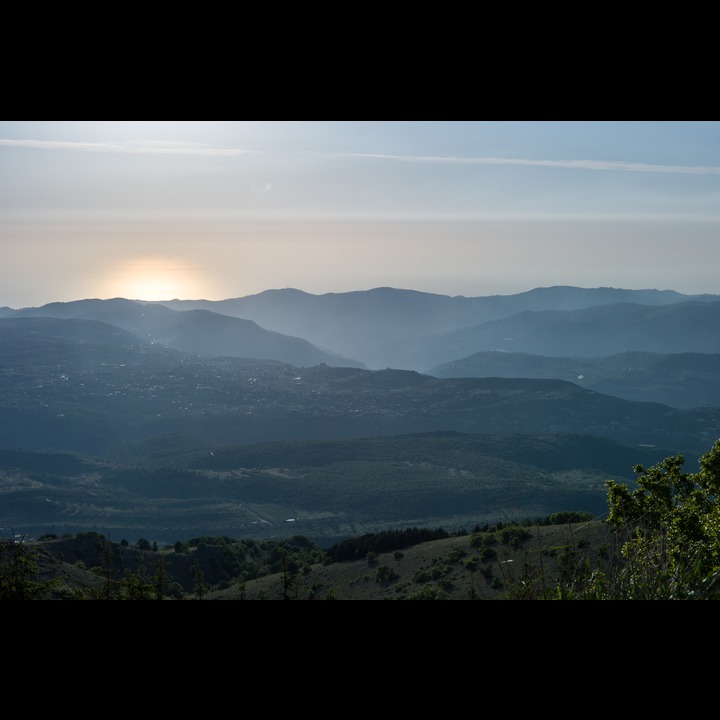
[2,138,719,175]
[342,152,720,176]
[0,139,256,157]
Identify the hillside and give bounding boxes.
[0,432,678,547]
[17,515,615,600]
[2,285,720,559]
[407,301,720,370]
[155,285,720,370]
[206,517,615,600]
[0,301,364,369]
[427,350,720,409]
[1,323,717,456]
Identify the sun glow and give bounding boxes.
[106,256,207,301]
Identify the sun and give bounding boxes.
[106,256,206,301]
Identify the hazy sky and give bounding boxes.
[2,120,720,307]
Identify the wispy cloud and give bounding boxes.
[0,139,256,157]
[342,152,720,176]
[2,138,720,176]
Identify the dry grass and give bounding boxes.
[205,519,616,600]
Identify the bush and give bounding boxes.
[376,565,399,583]
[599,438,720,600]
[479,546,497,561]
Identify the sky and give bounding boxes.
[2,120,720,308]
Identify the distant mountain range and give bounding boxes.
[152,285,720,369]
[0,298,362,369]
[3,285,720,408]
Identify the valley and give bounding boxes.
[1,285,719,549]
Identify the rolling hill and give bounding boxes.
[21,516,615,600]
[2,285,719,552]
[0,432,675,546]
[405,301,720,370]
[0,299,364,369]
[427,350,720,409]
[1,319,718,455]
[154,285,720,370]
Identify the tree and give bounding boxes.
[280,550,300,600]
[153,556,171,600]
[602,438,720,599]
[91,534,120,600]
[192,559,204,600]
[0,536,50,600]
[123,559,153,600]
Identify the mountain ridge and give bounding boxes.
[427,349,720,409]
[153,285,720,370]
[0,299,364,369]
[3,285,719,373]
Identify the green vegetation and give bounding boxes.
[4,438,720,599]
[0,432,674,546]
[0,534,50,600]
[328,527,453,562]
[602,438,720,599]
[497,438,720,599]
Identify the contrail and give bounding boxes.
[1,138,719,175]
[340,152,720,176]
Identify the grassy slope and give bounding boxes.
[24,518,618,600]
[205,519,616,600]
